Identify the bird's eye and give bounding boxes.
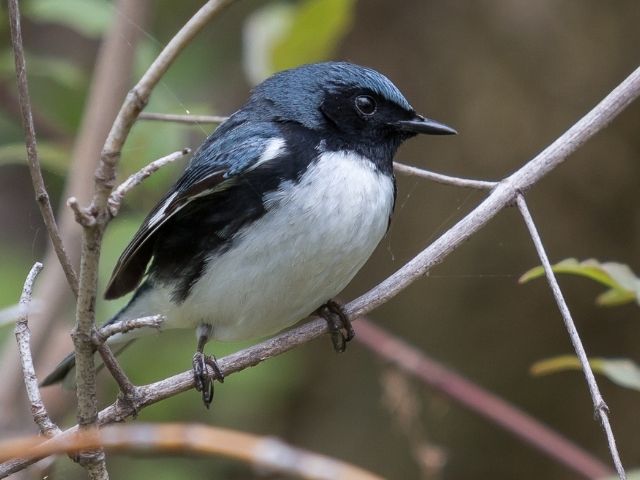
[355,95,377,116]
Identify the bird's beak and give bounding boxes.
[395,114,457,135]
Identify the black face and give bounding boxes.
[320,88,417,143]
[319,88,455,174]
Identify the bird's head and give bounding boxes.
[246,62,456,163]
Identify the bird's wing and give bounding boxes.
[104,120,284,300]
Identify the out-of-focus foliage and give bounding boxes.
[23,0,112,38]
[0,142,69,176]
[531,356,640,392]
[520,258,640,306]
[1,0,640,479]
[243,0,356,85]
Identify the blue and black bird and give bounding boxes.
[42,62,456,406]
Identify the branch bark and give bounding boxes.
[0,423,383,480]
[2,63,638,480]
[355,319,612,479]
[7,0,78,296]
[516,194,625,479]
[14,263,61,439]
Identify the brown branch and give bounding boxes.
[108,148,191,217]
[516,194,625,478]
[7,0,79,297]
[3,64,639,480]
[0,0,148,428]
[355,319,613,480]
[393,161,497,190]
[139,112,228,124]
[69,3,238,477]
[0,423,382,480]
[93,316,164,398]
[14,262,61,438]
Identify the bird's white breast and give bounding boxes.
[132,151,394,341]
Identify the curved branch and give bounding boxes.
[2,63,639,480]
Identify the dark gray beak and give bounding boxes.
[395,115,457,135]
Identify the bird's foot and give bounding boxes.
[192,351,225,409]
[317,300,355,353]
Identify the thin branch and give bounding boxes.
[70,4,237,477]
[95,315,164,342]
[14,262,61,438]
[139,112,228,124]
[347,65,640,318]
[3,64,639,480]
[93,315,164,398]
[0,423,382,480]
[136,113,500,192]
[393,162,497,189]
[108,149,191,217]
[355,319,612,479]
[515,194,625,479]
[7,0,79,297]
[96,344,137,399]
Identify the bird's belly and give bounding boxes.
[169,151,395,340]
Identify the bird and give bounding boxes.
[41,61,456,407]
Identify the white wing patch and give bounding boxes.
[249,137,286,171]
[148,191,178,228]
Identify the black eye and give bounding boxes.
[355,95,376,116]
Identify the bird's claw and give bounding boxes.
[317,300,355,353]
[192,352,224,409]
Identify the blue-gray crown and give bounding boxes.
[246,62,414,129]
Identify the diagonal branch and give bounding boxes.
[2,63,639,480]
[7,0,79,297]
[515,194,625,479]
[355,318,612,479]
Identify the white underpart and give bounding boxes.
[118,151,395,342]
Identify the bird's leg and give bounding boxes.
[316,299,355,353]
[192,323,224,409]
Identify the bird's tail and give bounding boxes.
[40,294,142,388]
[39,340,135,388]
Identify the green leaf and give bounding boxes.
[24,0,113,38]
[243,0,357,85]
[531,355,640,392]
[519,258,640,306]
[0,49,85,90]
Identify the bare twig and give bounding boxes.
[70,4,237,477]
[515,194,625,479]
[356,319,613,480]
[139,112,228,124]
[0,0,149,425]
[7,0,79,297]
[93,315,164,398]
[3,64,639,480]
[393,161,497,189]
[15,262,61,438]
[0,423,382,480]
[96,344,137,399]
[95,316,164,343]
[347,65,640,318]
[108,149,191,216]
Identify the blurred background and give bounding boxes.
[0,0,639,478]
